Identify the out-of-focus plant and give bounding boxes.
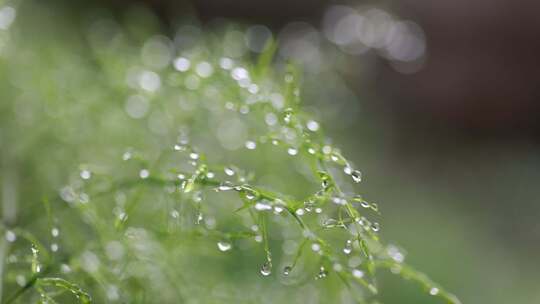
[0,0,460,303]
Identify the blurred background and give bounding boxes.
[2,0,540,303]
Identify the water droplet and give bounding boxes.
[224,167,235,176]
[196,213,203,224]
[245,140,257,150]
[361,201,370,208]
[5,230,16,242]
[332,197,346,205]
[173,57,190,72]
[189,152,199,160]
[311,243,321,252]
[343,166,352,175]
[315,207,322,214]
[315,266,328,279]
[322,145,332,154]
[308,147,316,154]
[174,144,187,151]
[304,200,314,212]
[80,170,91,180]
[273,205,284,214]
[283,108,293,123]
[283,266,292,276]
[51,243,59,252]
[217,181,234,191]
[352,269,364,278]
[122,151,132,161]
[195,61,214,78]
[371,222,380,232]
[139,169,150,179]
[254,235,263,242]
[271,139,280,146]
[217,241,232,252]
[219,57,233,70]
[306,120,320,132]
[343,240,353,255]
[333,263,343,272]
[206,172,215,179]
[429,287,440,296]
[61,264,72,273]
[255,202,272,211]
[287,148,298,156]
[51,228,59,237]
[260,261,272,276]
[295,208,305,216]
[322,218,338,228]
[387,245,405,263]
[170,210,180,218]
[177,174,186,180]
[351,170,362,183]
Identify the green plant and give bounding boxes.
[0,1,460,303]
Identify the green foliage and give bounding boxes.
[0,1,460,303]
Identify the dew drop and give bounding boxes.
[189,152,199,160]
[122,151,132,161]
[245,140,257,150]
[174,144,187,151]
[361,201,370,208]
[295,208,305,216]
[273,205,284,214]
[51,243,59,252]
[255,202,272,211]
[371,222,380,232]
[217,181,234,191]
[352,269,364,278]
[51,228,59,238]
[287,148,298,156]
[315,207,322,214]
[315,266,328,279]
[283,108,294,124]
[139,169,150,179]
[322,218,338,228]
[224,167,235,176]
[311,243,321,252]
[308,147,316,154]
[283,266,292,276]
[196,213,203,224]
[80,170,91,180]
[322,145,332,154]
[343,240,353,255]
[173,57,190,72]
[5,230,16,242]
[351,170,362,183]
[217,241,232,252]
[343,166,352,175]
[306,120,320,132]
[170,210,180,218]
[260,261,272,276]
[429,287,440,296]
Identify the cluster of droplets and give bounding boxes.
[41,22,461,304]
